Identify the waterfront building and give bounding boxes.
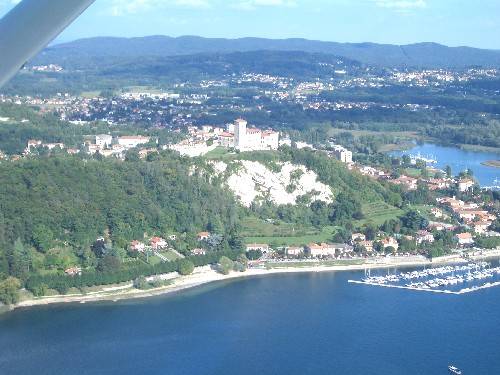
[381,237,399,251]
[286,246,304,256]
[351,233,366,242]
[246,244,270,254]
[455,232,474,246]
[307,243,354,257]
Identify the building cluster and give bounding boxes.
[390,68,499,87]
[23,134,153,159]
[169,118,280,156]
[437,196,497,236]
[87,134,152,157]
[30,64,64,73]
[25,140,78,155]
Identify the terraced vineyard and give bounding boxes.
[357,202,404,226]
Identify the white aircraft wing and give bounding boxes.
[0,0,95,87]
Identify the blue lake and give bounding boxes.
[390,143,500,187]
[1,269,500,375]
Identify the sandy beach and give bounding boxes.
[10,257,435,310]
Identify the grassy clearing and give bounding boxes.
[205,147,232,160]
[378,142,416,153]
[122,86,164,94]
[410,204,435,220]
[356,202,404,227]
[403,168,423,178]
[243,217,338,246]
[163,250,183,262]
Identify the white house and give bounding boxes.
[458,178,475,192]
[95,134,113,148]
[416,230,435,244]
[118,136,151,149]
[150,237,167,250]
[381,237,399,251]
[287,246,304,256]
[130,240,146,253]
[455,232,474,246]
[246,244,270,254]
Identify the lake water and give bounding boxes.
[390,143,500,187]
[1,269,500,375]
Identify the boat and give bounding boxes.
[448,365,462,374]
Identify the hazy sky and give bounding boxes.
[1,0,499,49]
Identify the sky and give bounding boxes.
[0,0,499,49]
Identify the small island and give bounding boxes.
[481,160,500,168]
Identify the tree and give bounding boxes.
[0,277,21,305]
[0,248,8,278]
[363,224,377,241]
[234,253,249,272]
[228,231,245,252]
[178,259,195,276]
[31,283,48,297]
[401,210,428,231]
[97,255,120,273]
[9,238,31,279]
[218,256,234,275]
[445,165,452,178]
[32,224,54,253]
[246,249,262,260]
[133,276,149,290]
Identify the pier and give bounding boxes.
[348,262,500,295]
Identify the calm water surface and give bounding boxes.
[391,143,500,187]
[1,270,500,375]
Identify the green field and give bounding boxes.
[403,168,423,178]
[162,250,183,261]
[205,147,233,160]
[329,127,419,139]
[356,202,404,227]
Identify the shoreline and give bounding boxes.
[481,160,500,169]
[7,252,500,313]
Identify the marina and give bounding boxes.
[349,261,500,295]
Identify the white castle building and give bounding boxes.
[233,119,279,151]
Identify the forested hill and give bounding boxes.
[0,154,240,248]
[36,35,500,69]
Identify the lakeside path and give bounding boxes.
[10,251,500,312]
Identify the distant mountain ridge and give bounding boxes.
[37,35,500,69]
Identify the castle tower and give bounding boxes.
[234,118,247,150]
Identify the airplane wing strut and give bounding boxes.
[0,0,95,88]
